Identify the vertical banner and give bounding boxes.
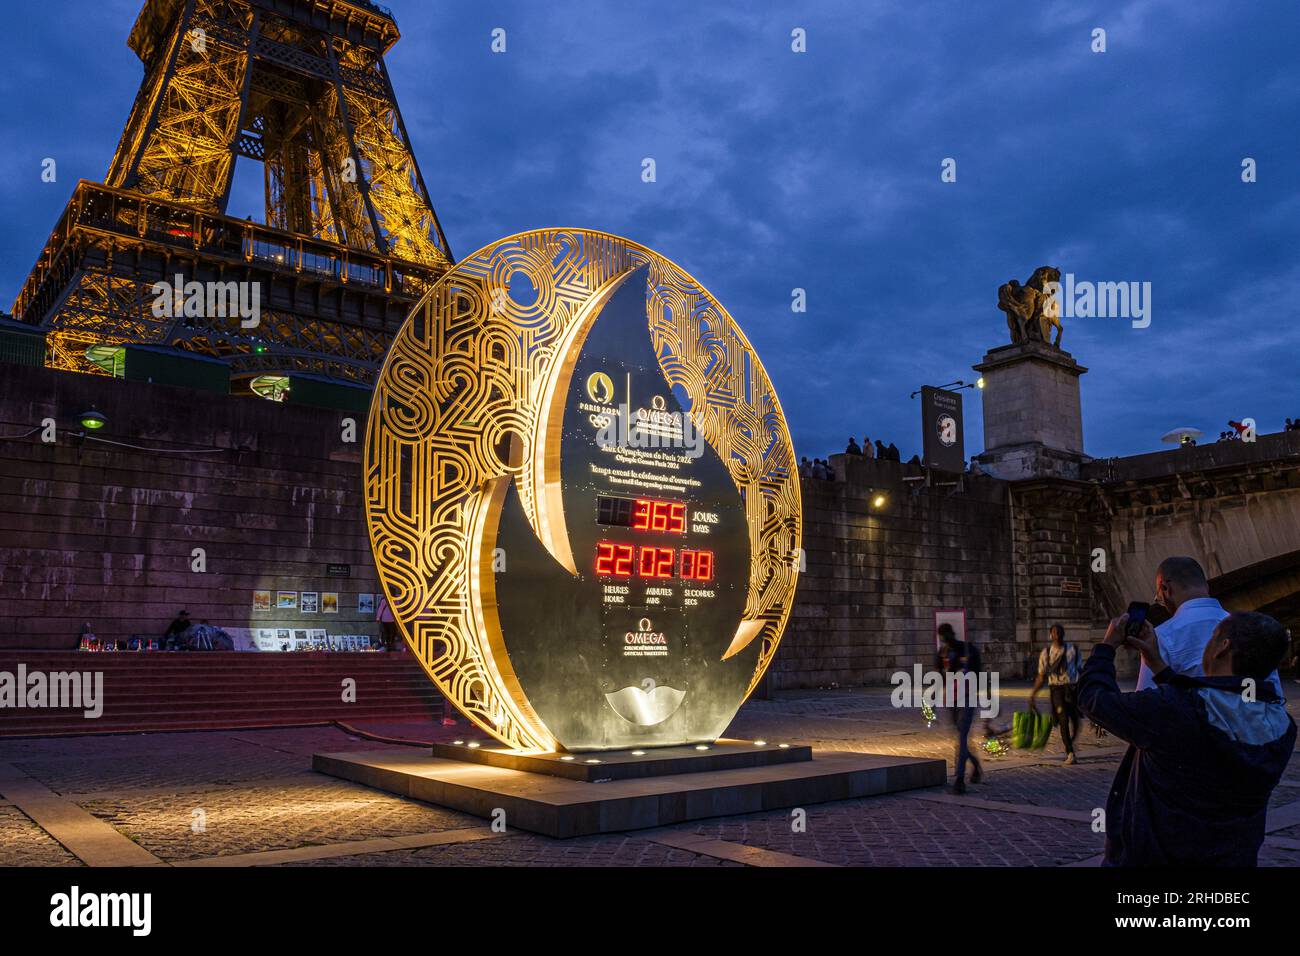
[920,386,965,472]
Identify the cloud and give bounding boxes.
[2,0,1297,461]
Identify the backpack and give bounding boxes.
[1041,643,1079,683]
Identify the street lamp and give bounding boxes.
[910,379,982,399]
[78,409,107,431]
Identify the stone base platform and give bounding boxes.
[313,745,946,838]
[428,738,812,782]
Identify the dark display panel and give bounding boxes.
[492,264,752,750]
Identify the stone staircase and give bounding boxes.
[0,651,443,737]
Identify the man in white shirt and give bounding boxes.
[1137,556,1283,698]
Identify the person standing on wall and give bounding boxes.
[1028,624,1082,764]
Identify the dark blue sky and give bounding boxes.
[2,0,1297,459]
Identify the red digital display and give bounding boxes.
[594,542,634,577]
[595,542,686,578]
[630,498,686,534]
[593,498,709,580]
[680,549,714,581]
[638,546,676,579]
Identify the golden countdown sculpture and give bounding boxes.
[366,229,802,752]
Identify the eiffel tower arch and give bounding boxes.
[11,0,452,392]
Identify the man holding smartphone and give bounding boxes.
[1078,609,1295,865]
[1138,556,1283,698]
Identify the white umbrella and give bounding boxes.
[1161,427,1202,445]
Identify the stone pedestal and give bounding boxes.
[973,341,1089,481]
[314,743,944,838]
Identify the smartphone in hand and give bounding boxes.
[1124,601,1150,638]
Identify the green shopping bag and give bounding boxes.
[1011,711,1032,748]
[1012,710,1054,749]
[1030,711,1053,749]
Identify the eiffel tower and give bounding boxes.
[10,0,451,391]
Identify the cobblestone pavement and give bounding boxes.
[948,761,1118,812]
[0,684,1297,868]
[729,684,1132,765]
[0,806,80,867]
[670,793,1103,867]
[0,727,400,796]
[80,780,483,862]
[276,832,743,867]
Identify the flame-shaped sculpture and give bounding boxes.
[365,230,801,752]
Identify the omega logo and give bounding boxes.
[635,395,682,426]
[625,617,667,645]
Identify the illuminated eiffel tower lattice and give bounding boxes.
[11,0,452,390]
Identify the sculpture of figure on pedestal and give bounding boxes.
[997,266,1063,348]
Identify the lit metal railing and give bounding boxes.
[351,0,395,22]
[12,180,440,325]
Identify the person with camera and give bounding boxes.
[1078,609,1296,866]
[1138,556,1283,698]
